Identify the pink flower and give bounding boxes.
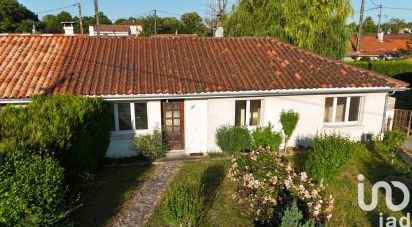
[300,172,308,182]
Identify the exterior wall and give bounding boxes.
[184,100,208,152]
[105,100,162,158]
[206,92,387,151]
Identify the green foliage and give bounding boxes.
[280,110,300,151]
[0,95,112,182]
[305,133,367,180]
[0,145,67,226]
[0,0,38,33]
[163,180,204,226]
[281,201,315,227]
[348,60,412,76]
[180,12,210,36]
[42,11,72,33]
[251,124,282,151]
[132,129,167,161]
[362,16,377,34]
[373,129,407,163]
[225,0,354,59]
[215,125,251,154]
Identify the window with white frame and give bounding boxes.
[110,102,148,131]
[324,96,361,124]
[235,100,261,126]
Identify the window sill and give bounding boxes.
[110,129,150,139]
[323,123,363,129]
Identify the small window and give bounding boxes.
[235,100,261,126]
[323,96,361,124]
[111,102,148,131]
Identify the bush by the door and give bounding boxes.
[215,125,251,154]
[132,129,167,160]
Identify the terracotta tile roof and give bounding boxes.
[94,24,131,33]
[350,34,411,56]
[0,35,407,99]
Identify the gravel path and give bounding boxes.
[110,161,182,227]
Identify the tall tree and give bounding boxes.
[382,17,407,34]
[0,0,38,32]
[42,11,73,33]
[225,0,354,59]
[362,16,377,34]
[181,12,209,36]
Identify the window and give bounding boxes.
[111,102,148,131]
[324,97,361,124]
[235,100,261,126]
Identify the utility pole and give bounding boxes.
[154,9,157,35]
[377,4,383,33]
[77,3,83,34]
[93,0,100,37]
[356,0,366,54]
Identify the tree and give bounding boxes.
[42,11,73,33]
[362,16,377,34]
[383,17,407,33]
[181,12,209,36]
[0,0,38,32]
[280,110,299,153]
[225,0,354,59]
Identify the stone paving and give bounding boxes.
[110,160,182,227]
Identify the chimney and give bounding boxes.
[130,25,137,36]
[61,22,74,35]
[214,13,224,38]
[377,28,384,42]
[89,26,95,36]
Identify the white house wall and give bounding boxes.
[206,92,387,152]
[105,100,162,158]
[184,100,208,152]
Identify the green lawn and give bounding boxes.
[289,149,412,226]
[145,159,253,227]
[69,161,154,227]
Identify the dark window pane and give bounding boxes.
[135,103,148,129]
[235,100,246,126]
[324,98,334,122]
[349,97,360,121]
[118,103,132,130]
[249,100,261,126]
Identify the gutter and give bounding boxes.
[0,87,408,103]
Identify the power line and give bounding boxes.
[383,7,412,11]
[368,0,379,7]
[156,10,181,16]
[37,4,76,14]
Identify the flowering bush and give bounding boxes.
[228,146,334,225]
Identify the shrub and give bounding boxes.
[132,129,167,161]
[215,125,251,154]
[305,133,367,180]
[280,201,315,227]
[163,180,204,226]
[374,129,407,164]
[228,147,334,225]
[0,144,68,226]
[280,110,300,152]
[348,60,412,76]
[251,124,283,151]
[0,95,112,182]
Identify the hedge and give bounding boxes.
[348,60,412,77]
[0,141,68,226]
[0,94,112,183]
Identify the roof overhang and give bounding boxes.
[0,87,408,104]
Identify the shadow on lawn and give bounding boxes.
[201,163,226,214]
[69,163,153,227]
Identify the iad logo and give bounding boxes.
[357,174,410,211]
[357,174,411,226]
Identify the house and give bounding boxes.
[89,24,143,36]
[349,33,411,60]
[0,34,408,158]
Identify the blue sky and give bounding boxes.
[19,0,411,23]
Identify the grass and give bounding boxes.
[145,159,253,227]
[289,148,412,226]
[69,161,154,227]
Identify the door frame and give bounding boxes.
[161,100,185,150]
